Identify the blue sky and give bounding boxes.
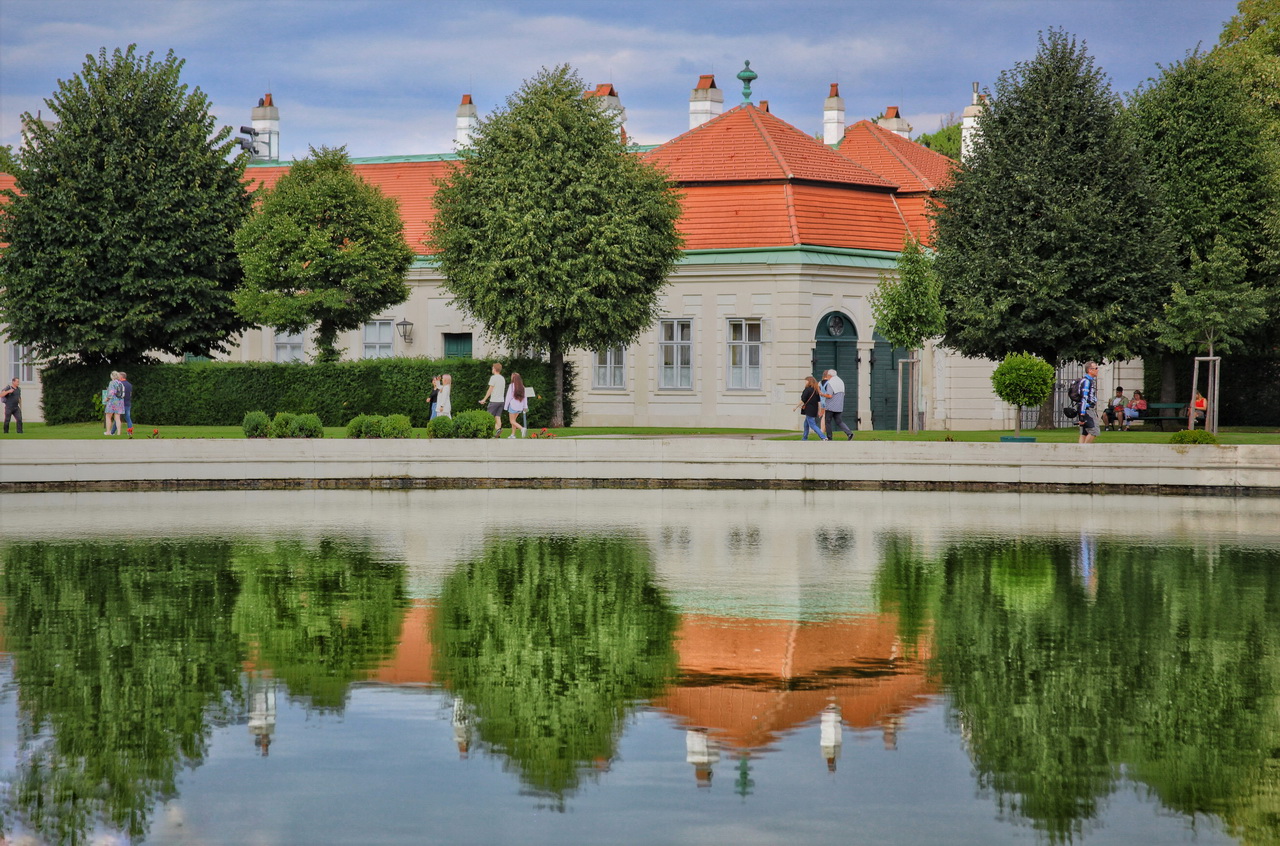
[0,0,1241,161]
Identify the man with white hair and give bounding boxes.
[821,369,854,440]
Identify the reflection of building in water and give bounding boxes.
[821,704,842,770]
[685,728,720,786]
[247,675,277,756]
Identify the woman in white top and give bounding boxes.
[504,372,528,438]
[436,374,452,418]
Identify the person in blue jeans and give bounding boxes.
[795,376,828,440]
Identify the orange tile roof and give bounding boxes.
[646,104,894,188]
[246,159,454,254]
[835,119,955,194]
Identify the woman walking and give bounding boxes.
[103,371,125,435]
[436,374,453,418]
[794,376,828,441]
[504,373,528,438]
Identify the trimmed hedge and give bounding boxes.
[1169,429,1219,445]
[449,409,499,439]
[40,357,573,428]
[242,410,270,438]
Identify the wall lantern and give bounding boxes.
[396,318,414,344]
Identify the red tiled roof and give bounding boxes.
[645,104,895,188]
[246,159,455,254]
[835,119,955,194]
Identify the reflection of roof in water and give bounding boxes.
[344,601,936,752]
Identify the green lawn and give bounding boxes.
[6,422,1279,444]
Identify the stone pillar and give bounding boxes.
[857,340,875,430]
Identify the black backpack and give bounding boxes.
[1067,377,1087,404]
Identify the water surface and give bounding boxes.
[1,489,1277,845]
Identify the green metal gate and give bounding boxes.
[870,333,910,430]
[812,312,858,424]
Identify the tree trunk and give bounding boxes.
[1014,405,1022,438]
[550,343,565,428]
[315,322,340,364]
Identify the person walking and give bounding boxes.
[428,376,441,420]
[1,377,22,434]
[794,375,828,440]
[1078,362,1100,444]
[479,362,505,436]
[103,371,125,436]
[437,374,453,418]
[119,370,134,435]
[504,372,528,438]
[821,369,854,441]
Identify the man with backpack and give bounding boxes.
[1077,362,1100,444]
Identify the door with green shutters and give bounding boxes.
[812,312,858,425]
[869,333,910,430]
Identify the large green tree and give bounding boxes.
[234,146,414,363]
[931,30,1176,400]
[0,46,252,365]
[429,65,684,426]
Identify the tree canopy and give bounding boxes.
[1128,50,1280,354]
[869,235,945,351]
[0,46,253,365]
[428,65,684,426]
[234,146,414,363]
[931,30,1176,368]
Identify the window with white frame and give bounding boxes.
[726,319,762,389]
[658,319,693,389]
[363,320,394,359]
[8,344,35,382]
[593,346,626,389]
[274,330,305,363]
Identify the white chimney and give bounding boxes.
[823,83,845,145]
[585,83,627,128]
[689,74,723,129]
[876,105,912,139]
[250,93,280,161]
[961,82,984,160]
[455,94,479,147]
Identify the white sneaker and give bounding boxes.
[508,433,516,439]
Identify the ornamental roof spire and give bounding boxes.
[737,61,758,103]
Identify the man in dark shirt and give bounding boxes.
[1,377,22,434]
[120,371,134,435]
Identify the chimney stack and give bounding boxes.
[876,105,912,139]
[823,83,845,145]
[455,94,478,147]
[689,74,723,128]
[584,83,627,127]
[961,82,984,160]
[251,93,280,161]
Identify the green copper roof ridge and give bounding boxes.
[683,244,900,259]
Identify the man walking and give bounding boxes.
[119,371,133,435]
[1078,362,1100,444]
[821,369,854,441]
[1,377,21,434]
[478,362,505,436]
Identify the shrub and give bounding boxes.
[293,412,325,438]
[1170,429,1219,445]
[360,415,385,439]
[242,410,271,438]
[381,413,413,439]
[990,353,1055,409]
[39,357,573,428]
[269,411,296,439]
[346,414,371,439]
[452,409,497,439]
[425,415,456,439]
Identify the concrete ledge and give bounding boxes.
[2,439,1278,496]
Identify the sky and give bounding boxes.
[0,0,1242,161]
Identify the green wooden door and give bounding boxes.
[869,333,910,430]
[812,312,858,423]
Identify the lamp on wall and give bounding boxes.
[396,318,414,344]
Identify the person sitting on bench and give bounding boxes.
[1122,390,1146,430]
[1103,386,1129,431]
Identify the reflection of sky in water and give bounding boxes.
[0,489,1273,845]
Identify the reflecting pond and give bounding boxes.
[1,489,1278,845]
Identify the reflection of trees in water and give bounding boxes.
[0,537,406,844]
[433,535,678,805]
[231,539,408,711]
[876,536,1280,844]
[0,540,245,845]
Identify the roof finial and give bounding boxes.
[737,60,758,104]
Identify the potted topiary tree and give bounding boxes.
[991,353,1055,441]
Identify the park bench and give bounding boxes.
[1129,402,1188,430]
